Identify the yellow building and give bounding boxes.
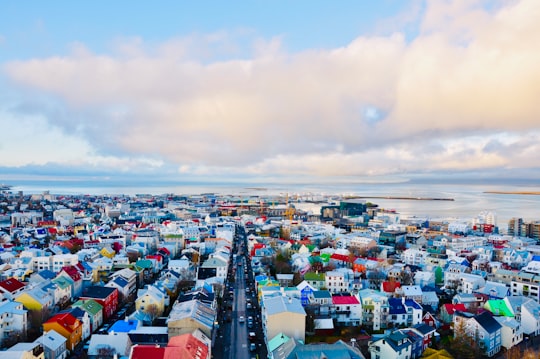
[15,288,53,311]
[100,246,116,259]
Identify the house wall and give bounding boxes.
[266,311,305,343]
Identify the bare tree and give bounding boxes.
[96,345,116,359]
[145,303,161,322]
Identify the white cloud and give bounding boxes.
[2,0,540,179]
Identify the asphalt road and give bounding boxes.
[213,227,267,359]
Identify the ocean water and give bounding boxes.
[7,180,540,231]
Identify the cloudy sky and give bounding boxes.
[1,0,539,186]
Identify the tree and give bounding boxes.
[96,345,116,359]
[434,266,444,286]
[0,330,24,349]
[446,318,481,359]
[292,272,303,286]
[145,303,161,323]
[28,306,51,339]
[126,251,140,263]
[401,267,414,286]
[274,253,292,274]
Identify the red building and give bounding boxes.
[79,286,118,320]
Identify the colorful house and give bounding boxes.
[79,286,118,320]
[58,266,83,298]
[72,299,103,332]
[15,286,54,312]
[135,285,166,320]
[303,272,325,290]
[38,329,68,359]
[440,303,467,324]
[43,312,83,351]
[0,278,26,299]
[484,299,514,317]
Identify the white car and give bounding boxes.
[239,316,245,323]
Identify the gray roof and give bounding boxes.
[39,329,66,351]
[264,295,306,316]
[167,299,215,329]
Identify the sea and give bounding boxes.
[6,179,540,233]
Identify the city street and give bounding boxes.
[213,226,267,359]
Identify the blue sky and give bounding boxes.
[1,0,539,186]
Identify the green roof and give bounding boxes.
[268,333,290,352]
[485,299,514,317]
[304,272,325,281]
[52,276,72,290]
[319,253,331,263]
[72,299,103,316]
[135,259,153,269]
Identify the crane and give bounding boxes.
[284,193,295,221]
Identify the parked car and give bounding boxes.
[248,332,256,342]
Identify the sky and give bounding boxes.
[1,0,540,186]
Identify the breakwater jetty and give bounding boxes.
[343,195,454,201]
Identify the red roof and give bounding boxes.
[332,295,360,305]
[158,247,171,256]
[382,281,401,293]
[444,303,467,314]
[330,253,350,262]
[0,278,25,293]
[45,313,80,333]
[131,345,165,359]
[166,333,208,359]
[146,254,163,262]
[61,266,82,281]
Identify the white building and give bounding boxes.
[325,270,347,294]
[51,254,79,273]
[494,316,522,350]
[401,248,428,267]
[0,300,27,345]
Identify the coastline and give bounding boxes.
[484,191,540,195]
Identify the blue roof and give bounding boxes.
[109,319,139,333]
[37,269,56,280]
[405,299,422,310]
[388,298,407,315]
[113,277,129,288]
[531,255,540,261]
[78,261,93,271]
[413,323,436,335]
[475,312,502,334]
